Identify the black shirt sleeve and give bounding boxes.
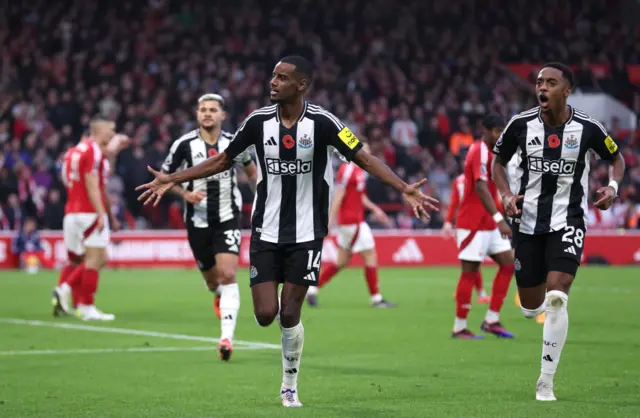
[225,114,257,161]
[492,116,521,162]
[323,113,363,162]
[587,120,620,161]
[161,140,186,174]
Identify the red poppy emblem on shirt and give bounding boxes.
[282,135,295,149]
[208,148,218,157]
[547,134,560,148]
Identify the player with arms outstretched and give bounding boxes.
[451,114,515,339]
[136,56,438,407]
[53,120,118,321]
[492,63,624,400]
[162,93,257,361]
[443,173,490,303]
[306,143,396,308]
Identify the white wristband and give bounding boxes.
[493,212,504,223]
[608,180,619,196]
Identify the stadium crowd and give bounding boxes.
[1,0,639,232]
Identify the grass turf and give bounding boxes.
[0,267,639,417]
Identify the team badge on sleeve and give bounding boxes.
[338,127,360,150]
[604,136,618,154]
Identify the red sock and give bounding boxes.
[318,263,339,288]
[474,271,484,292]
[364,267,380,296]
[489,265,515,313]
[66,263,85,307]
[455,271,477,319]
[80,268,99,306]
[57,264,77,286]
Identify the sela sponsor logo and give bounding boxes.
[564,134,579,149]
[266,158,312,175]
[528,156,576,176]
[205,170,231,181]
[298,134,313,148]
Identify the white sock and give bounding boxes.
[59,282,71,294]
[215,284,222,296]
[453,317,467,332]
[484,309,500,323]
[541,291,569,379]
[478,289,488,298]
[281,322,304,390]
[371,293,383,304]
[306,286,319,296]
[219,283,240,341]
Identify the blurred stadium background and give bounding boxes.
[1,1,639,417]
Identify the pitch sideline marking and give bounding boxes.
[0,318,280,349]
[0,346,266,357]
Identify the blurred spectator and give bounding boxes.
[0,0,637,231]
[12,217,50,274]
[42,189,65,230]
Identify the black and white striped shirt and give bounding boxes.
[162,129,252,228]
[493,106,620,235]
[224,102,363,244]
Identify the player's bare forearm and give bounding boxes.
[329,188,345,226]
[168,153,232,184]
[353,149,407,193]
[491,156,512,198]
[475,180,500,216]
[102,189,115,223]
[168,184,187,198]
[362,195,380,212]
[85,174,106,215]
[245,162,258,193]
[610,153,625,184]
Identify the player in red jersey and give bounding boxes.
[52,120,119,321]
[306,143,397,308]
[452,114,515,339]
[443,174,490,304]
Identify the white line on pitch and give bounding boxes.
[0,346,267,357]
[0,318,280,350]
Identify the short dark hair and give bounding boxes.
[541,62,575,89]
[280,55,313,84]
[483,113,505,130]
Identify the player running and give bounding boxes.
[136,56,438,408]
[305,143,397,308]
[53,120,118,321]
[162,93,257,361]
[492,63,624,401]
[451,114,516,339]
[443,173,490,304]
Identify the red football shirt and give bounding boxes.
[445,174,465,223]
[336,163,366,225]
[456,141,498,231]
[62,140,107,214]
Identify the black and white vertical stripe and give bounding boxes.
[495,106,610,235]
[162,129,250,228]
[242,103,355,244]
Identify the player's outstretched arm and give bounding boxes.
[595,153,625,210]
[492,156,522,217]
[136,153,233,206]
[352,148,438,219]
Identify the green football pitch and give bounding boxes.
[1,267,639,417]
